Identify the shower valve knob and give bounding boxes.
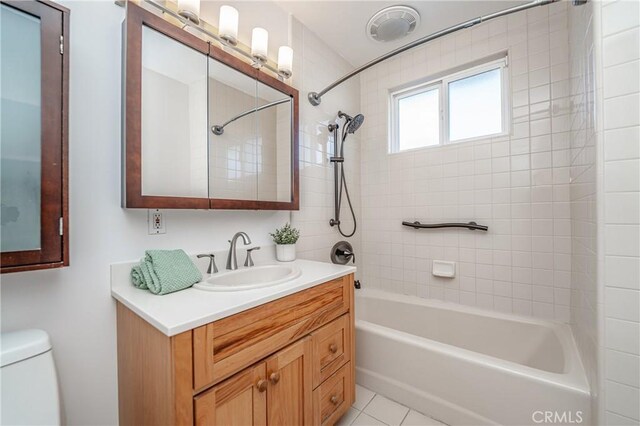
[331,241,355,265]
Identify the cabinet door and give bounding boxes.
[265,337,313,426]
[195,362,267,426]
[1,0,69,273]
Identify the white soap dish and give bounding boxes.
[432,260,455,278]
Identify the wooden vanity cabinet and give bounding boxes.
[116,273,355,426]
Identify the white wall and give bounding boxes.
[359,2,573,321]
[0,2,359,424]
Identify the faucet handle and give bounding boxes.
[197,254,218,274]
[244,246,261,267]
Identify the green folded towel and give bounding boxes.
[131,249,202,295]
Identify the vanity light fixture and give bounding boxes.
[277,46,293,79]
[177,0,200,24]
[130,0,293,78]
[218,5,238,46]
[251,27,269,66]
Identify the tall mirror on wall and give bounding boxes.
[123,2,299,211]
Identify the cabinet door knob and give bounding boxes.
[329,343,338,353]
[256,379,267,392]
[269,372,280,384]
[330,395,339,405]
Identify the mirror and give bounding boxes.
[124,2,298,210]
[207,57,258,201]
[140,25,208,199]
[256,80,293,203]
[207,58,293,203]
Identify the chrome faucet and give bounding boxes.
[226,232,251,270]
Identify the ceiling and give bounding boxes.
[275,1,527,67]
[199,1,529,68]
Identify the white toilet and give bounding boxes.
[0,329,61,425]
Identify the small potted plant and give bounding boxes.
[270,223,300,262]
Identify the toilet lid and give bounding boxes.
[0,329,52,367]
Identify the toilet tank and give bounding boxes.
[0,329,61,426]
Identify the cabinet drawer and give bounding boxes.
[313,362,352,426]
[311,314,351,388]
[194,275,351,391]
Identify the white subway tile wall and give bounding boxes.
[359,2,573,321]
[600,0,640,423]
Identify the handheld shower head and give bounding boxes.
[338,111,365,134]
[347,114,365,134]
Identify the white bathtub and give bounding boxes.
[355,290,590,426]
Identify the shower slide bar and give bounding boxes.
[308,0,560,106]
[402,221,489,232]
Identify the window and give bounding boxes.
[390,57,508,153]
[396,85,440,151]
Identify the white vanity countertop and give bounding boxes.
[111,257,356,337]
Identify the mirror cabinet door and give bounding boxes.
[140,25,208,199]
[207,57,258,201]
[256,81,293,203]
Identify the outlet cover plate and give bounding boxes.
[148,209,166,235]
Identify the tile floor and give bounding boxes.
[336,384,448,426]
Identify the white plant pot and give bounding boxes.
[276,244,296,262]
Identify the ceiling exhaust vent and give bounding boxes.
[366,5,420,43]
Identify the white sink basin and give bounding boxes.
[193,264,302,291]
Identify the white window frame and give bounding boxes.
[389,56,510,153]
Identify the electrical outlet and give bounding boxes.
[148,209,166,234]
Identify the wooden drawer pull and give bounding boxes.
[330,395,339,405]
[329,343,338,353]
[269,372,280,384]
[256,379,267,392]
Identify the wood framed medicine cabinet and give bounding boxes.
[0,0,70,274]
[122,2,299,211]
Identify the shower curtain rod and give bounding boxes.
[211,97,290,135]
[308,0,558,106]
